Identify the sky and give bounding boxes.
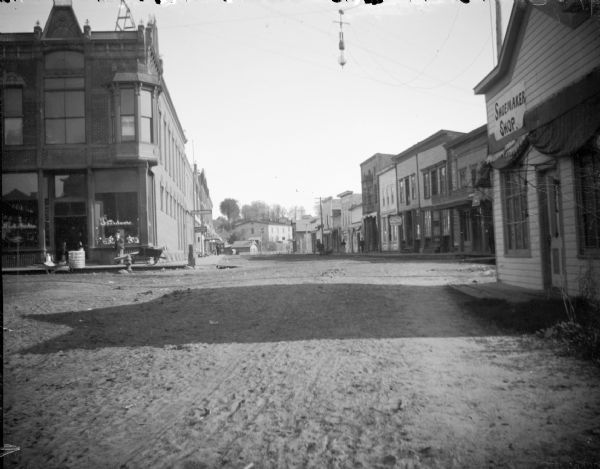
[1,0,513,217]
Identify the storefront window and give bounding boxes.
[94,170,139,247]
[2,173,39,249]
[502,169,530,255]
[576,150,600,255]
[424,209,432,238]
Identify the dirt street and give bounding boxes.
[3,256,600,469]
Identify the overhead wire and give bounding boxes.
[400,3,462,86]
[254,1,484,102]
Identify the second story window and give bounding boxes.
[44,77,85,144]
[431,168,438,196]
[3,88,23,145]
[423,171,431,199]
[140,89,153,143]
[439,165,447,195]
[120,88,135,141]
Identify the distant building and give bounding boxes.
[1,0,193,266]
[442,125,494,255]
[392,130,464,253]
[338,191,362,253]
[474,0,600,294]
[293,215,317,254]
[192,166,218,256]
[360,153,394,252]
[232,220,292,252]
[377,165,399,252]
[319,197,342,253]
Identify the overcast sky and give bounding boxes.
[1,0,513,217]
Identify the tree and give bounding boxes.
[269,204,287,222]
[219,198,240,223]
[241,200,269,221]
[288,205,307,220]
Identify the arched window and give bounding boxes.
[44,51,84,70]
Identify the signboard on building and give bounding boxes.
[490,82,526,141]
[194,225,207,234]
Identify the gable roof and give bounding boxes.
[394,129,464,162]
[474,0,592,95]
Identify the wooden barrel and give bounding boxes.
[68,250,85,269]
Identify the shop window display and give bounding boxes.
[2,173,39,249]
[93,170,139,247]
[95,193,140,246]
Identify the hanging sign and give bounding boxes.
[491,82,526,141]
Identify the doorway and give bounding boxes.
[54,214,87,257]
[539,169,564,290]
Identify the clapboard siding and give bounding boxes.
[486,10,600,124]
[493,149,548,290]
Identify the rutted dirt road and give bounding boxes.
[3,256,600,468]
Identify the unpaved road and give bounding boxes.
[3,255,600,468]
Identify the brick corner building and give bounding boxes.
[2,0,195,266]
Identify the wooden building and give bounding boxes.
[441,125,494,255]
[360,153,394,252]
[1,1,194,266]
[474,0,600,293]
[392,130,464,253]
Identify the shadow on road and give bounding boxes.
[22,284,567,354]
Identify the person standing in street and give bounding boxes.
[114,231,124,264]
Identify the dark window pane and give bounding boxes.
[63,51,84,69]
[45,78,65,89]
[55,174,85,199]
[45,119,65,144]
[4,118,23,145]
[45,51,84,69]
[64,78,84,88]
[66,118,85,143]
[120,89,134,115]
[45,92,65,118]
[4,88,22,116]
[65,91,84,117]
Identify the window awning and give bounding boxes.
[488,134,530,169]
[524,68,600,158]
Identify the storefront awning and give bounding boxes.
[488,133,530,169]
[362,211,377,219]
[524,68,600,158]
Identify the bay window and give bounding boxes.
[140,89,153,143]
[120,88,135,141]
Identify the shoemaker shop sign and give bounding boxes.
[491,82,526,141]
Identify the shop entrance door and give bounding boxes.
[539,170,564,290]
[54,200,87,260]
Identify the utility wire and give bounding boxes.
[401,3,461,86]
